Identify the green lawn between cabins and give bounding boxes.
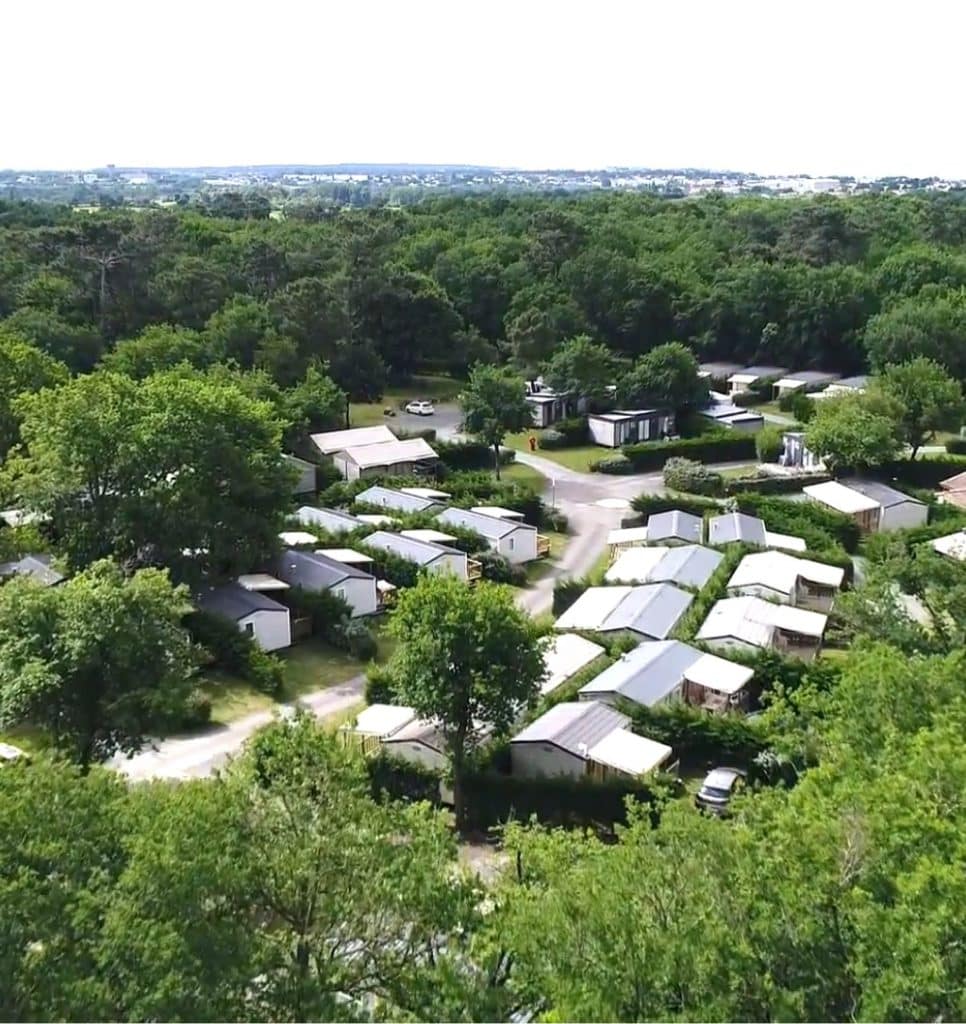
[503,431,603,473]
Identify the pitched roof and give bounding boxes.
[350,703,417,738]
[400,528,458,544]
[589,408,661,423]
[278,531,320,546]
[775,371,840,388]
[697,595,827,646]
[728,365,788,382]
[355,485,442,514]
[804,480,880,514]
[274,548,372,591]
[727,551,845,597]
[310,425,396,455]
[512,701,630,755]
[196,581,289,620]
[400,486,450,500]
[764,530,808,553]
[587,728,673,776]
[939,470,966,492]
[295,506,362,532]
[607,526,650,546]
[341,438,438,469]
[646,510,703,544]
[541,633,606,695]
[0,554,64,586]
[709,512,768,546]
[362,530,455,565]
[317,548,374,565]
[556,584,694,640]
[470,505,526,521]
[930,530,966,562]
[699,361,744,378]
[845,479,924,508]
[579,640,752,706]
[607,544,722,589]
[438,507,534,540]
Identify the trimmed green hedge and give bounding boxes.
[723,471,830,496]
[947,437,966,455]
[630,493,721,518]
[734,492,861,554]
[435,439,516,471]
[881,455,966,489]
[616,434,757,472]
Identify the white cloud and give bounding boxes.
[3,0,963,176]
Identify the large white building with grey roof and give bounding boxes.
[511,701,672,780]
[555,584,694,641]
[606,544,723,590]
[273,548,378,617]
[436,507,542,563]
[578,639,754,711]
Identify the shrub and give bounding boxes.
[435,439,516,471]
[186,609,254,676]
[882,455,966,489]
[947,436,966,455]
[342,619,378,661]
[723,470,830,496]
[734,492,861,553]
[619,434,757,472]
[247,648,285,696]
[477,548,526,585]
[537,428,567,449]
[283,586,352,642]
[552,576,593,615]
[368,752,442,805]
[663,456,724,496]
[395,426,437,443]
[541,507,569,532]
[180,690,213,730]
[755,426,784,463]
[631,492,720,519]
[731,390,763,408]
[365,663,397,704]
[591,453,635,474]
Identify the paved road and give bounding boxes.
[113,676,365,781]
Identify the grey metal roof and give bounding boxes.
[709,512,767,546]
[699,403,763,422]
[196,581,289,620]
[781,370,841,385]
[0,554,64,587]
[603,583,693,639]
[354,486,441,514]
[579,640,701,707]
[362,530,453,565]
[437,507,532,540]
[731,365,788,379]
[835,375,868,389]
[845,479,924,508]
[274,549,371,591]
[699,361,744,378]
[511,701,629,755]
[295,506,361,533]
[591,408,661,423]
[651,544,723,588]
[646,510,703,544]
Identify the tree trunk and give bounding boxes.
[493,442,501,480]
[909,443,920,460]
[451,721,468,832]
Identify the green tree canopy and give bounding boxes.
[387,574,546,827]
[0,559,196,767]
[0,327,68,458]
[540,333,618,404]
[872,357,965,458]
[804,393,902,473]
[618,342,706,412]
[459,362,532,478]
[102,324,209,378]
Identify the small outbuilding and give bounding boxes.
[540,633,607,696]
[938,470,966,510]
[282,453,318,495]
[341,703,417,754]
[697,595,827,660]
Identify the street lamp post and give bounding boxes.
[551,477,556,510]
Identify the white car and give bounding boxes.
[405,400,435,416]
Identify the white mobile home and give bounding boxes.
[294,506,363,534]
[606,544,723,590]
[646,510,704,545]
[555,584,694,641]
[310,425,396,456]
[697,595,827,660]
[196,582,292,652]
[727,365,787,395]
[511,702,671,780]
[726,551,844,611]
[587,409,675,448]
[362,531,477,581]
[772,371,840,399]
[274,549,379,617]
[804,479,927,533]
[355,485,446,515]
[540,633,606,696]
[436,507,546,564]
[282,453,318,494]
[578,640,753,711]
[333,438,439,481]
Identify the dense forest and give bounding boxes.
[1,192,965,1023]
[3,191,966,395]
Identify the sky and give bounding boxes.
[4,0,965,177]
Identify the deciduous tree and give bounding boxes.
[872,357,965,458]
[460,363,532,479]
[804,393,902,473]
[540,333,618,405]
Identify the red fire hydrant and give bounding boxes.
[528,435,537,452]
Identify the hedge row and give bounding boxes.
[538,417,589,449]
[723,471,831,496]
[861,514,966,563]
[434,439,516,472]
[630,493,721,519]
[366,753,667,833]
[947,437,966,455]
[881,455,966,489]
[616,434,758,472]
[733,492,861,554]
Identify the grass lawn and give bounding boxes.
[0,725,53,759]
[718,464,758,480]
[523,530,569,582]
[503,432,602,473]
[349,374,462,427]
[500,462,547,489]
[201,621,397,725]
